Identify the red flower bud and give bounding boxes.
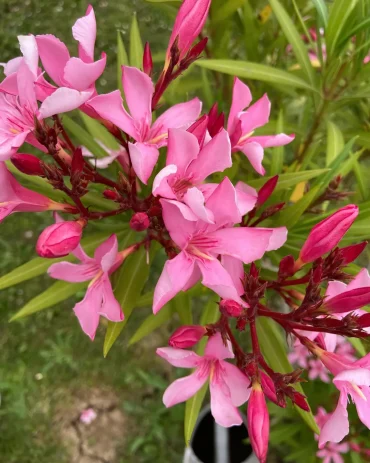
[36,221,84,258]
[103,189,120,201]
[257,175,279,207]
[298,205,359,265]
[129,212,150,232]
[340,241,367,265]
[71,147,85,176]
[208,103,225,137]
[291,391,310,412]
[169,325,206,348]
[260,372,281,407]
[219,299,243,318]
[358,313,370,328]
[248,382,270,463]
[11,153,45,176]
[187,114,208,147]
[278,255,296,279]
[143,42,153,76]
[325,287,370,314]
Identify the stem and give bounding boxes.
[53,115,76,152]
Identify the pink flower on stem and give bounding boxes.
[0,162,68,222]
[48,234,132,340]
[247,382,270,463]
[227,78,294,175]
[315,407,349,463]
[157,332,251,427]
[153,177,287,313]
[88,66,201,184]
[34,5,105,117]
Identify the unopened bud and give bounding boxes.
[260,372,281,407]
[130,212,150,231]
[358,313,370,328]
[292,391,310,412]
[219,299,243,318]
[11,153,45,176]
[103,189,120,201]
[208,103,225,137]
[143,42,153,76]
[248,382,270,463]
[36,220,84,258]
[257,175,278,207]
[340,242,367,265]
[169,325,206,348]
[278,255,295,279]
[187,115,208,147]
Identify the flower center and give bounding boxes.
[186,233,218,261]
[237,130,255,145]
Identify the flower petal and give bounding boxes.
[235,181,258,215]
[352,387,370,429]
[72,5,96,62]
[239,142,265,175]
[36,34,70,86]
[240,93,271,134]
[63,54,106,91]
[163,371,208,407]
[166,128,199,176]
[334,368,370,386]
[222,362,251,406]
[227,77,252,134]
[326,281,347,300]
[151,98,202,134]
[73,284,102,341]
[39,87,93,118]
[205,332,234,360]
[319,400,349,447]
[128,142,159,184]
[160,199,197,248]
[152,164,178,198]
[99,275,124,322]
[48,261,98,282]
[210,376,243,427]
[205,177,241,226]
[183,187,214,223]
[248,133,295,148]
[221,255,244,295]
[18,35,39,77]
[122,65,153,126]
[94,234,118,272]
[156,347,200,368]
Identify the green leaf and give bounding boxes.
[312,0,328,27]
[184,297,219,445]
[130,14,144,69]
[128,303,174,345]
[117,30,129,96]
[256,317,320,433]
[270,110,285,175]
[79,112,119,150]
[247,169,329,191]
[9,281,87,321]
[326,0,359,57]
[136,291,154,307]
[348,338,366,356]
[196,60,317,92]
[337,17,370,48]
[212,0,245,23]
[0,232,125,290]
[269,0,316,88]
[173,292,193,325]
[276,186,320,228]
[326,121,344,166]
[103,241,157,357]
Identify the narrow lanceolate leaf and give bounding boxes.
[352,157,367,200]
[247,169,329,191]
[9,281,87,321]
[326,0,359,57]
[128,304,174,345]
[256,317,320,434]
[269,0,316,88]
[130,14,144,69]
[212,0,245,23]
[312,0,328,28]
[103,241,157,357]
[173,292,193,325]
[276,186,320,229]
[348,338,366,357]
[196,60,316,92]
[337,17,370,48]
[79,112,119,150]
[270,110,285,175]
[326,121,344,166]
[117,30,129,96]
[184,297,220,445]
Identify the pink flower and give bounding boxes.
[34,5,105,117]
[248,382,270,463]
[153,177,287,313]
[169,325,206,348]
[227,78,294,175]
[297,205,358,266]
[36,220,85,258]
[48,234,127,340]
[87,66,201,184]
[153,128,235,222]
[166,0,211,62]
[288,339,310,368]
[80,408,97,425]
[157,332,251,427]
[308,358,330,383]
[315,348,370,447]
[0,162,66,222]
[315,407,349,463]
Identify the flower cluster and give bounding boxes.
[1,2,370,462]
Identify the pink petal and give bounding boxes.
[189,129,232,182]
[36,34,70,86]
[122,66,153,127]
[210,376,243,427]
[151,98,202,134]
[94,234,118,272]
[0,73,18,95]
[63,55,106,91]
[0,203,17,223]
[183,187,214,223]
[352,387,370,429]
[18,35,39,78]
[205,177,241,226]
[161,199,197,248]
[47,261,98,282]
[1,56,22,76]
[166,128,199,176]
[87,91,137,139]
[240,93,271,134]
[319,400,349,447]
[152,165,178,198]
[209,227,273,264]
[235,181,258,215]
[324,333,338,352]
[16,61,37,112]
[227,78,252,134]
[163,371,208,407]
[326,281,347,300]
[334,368,370,386]
[73,284,102,341]
[263,226,288,251]
[348,268,370,290]
[72,5,96,63]
[156,347,200,368]
[128,142,159,184]
[221,255,244,295]
[205,332,234,360]
[248,133,295,148]
[239,142,265,175]
[99,275,124,322]
[34,75,57,101]
[153,252,196,314]
[222,362,251,406]
[39,87,93,118]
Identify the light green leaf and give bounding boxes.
[256,317,320,433]
[103,241,157,357]
[312,0,328,27]
[338,17,370,48]
[212,0,245,23]
[247,169,329,191]
[79,112,119,150]
[276,186,320,228]
[136,291,154,307]
[9,281,87,321]
[348,338,366,356]
[326,0,359,57]
[270,110,285,175]
[184,297,219,445]
[196,60,316,92]
[117,30,129,96]
[173,292,193,325]
[129,303,174,345]
[326,121,344,166]
[352,156,367,200]
[130,14,144,69]
[269,0,316,88]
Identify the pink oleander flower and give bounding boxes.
[48,234,129,340]
[297,205,359,267]
[157,332,251,427]
[153,177,287,313]
[166,0,211,63]
[248,382,270,463]
[87,66,201,184]
[288,339,310,369]
[37,220,85,258]
[34,5,105,116]
[169,325,206,348]
[0,162,67,222]
[315,407,349,463]
[80,408,97,425]
[314,347,370,447]
[227,78,294,175]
